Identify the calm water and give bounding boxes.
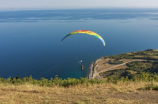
[0,8,158,79]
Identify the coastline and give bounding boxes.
[88,57,148,80]
[88,59,101,80]
[88,61,95,80]
[87,50,154,80]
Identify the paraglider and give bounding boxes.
[81,65,84,70]
[61,30,106,70]
[79,60,84,70]
[61,30,105,46]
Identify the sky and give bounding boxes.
[1,0,158,10]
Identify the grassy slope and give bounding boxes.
[0,81,158,104]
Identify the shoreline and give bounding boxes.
[88,57,148,80]
[88,58,101,80]
[87,49,155,80]
[88,61,95,80]
[88,50,153,80]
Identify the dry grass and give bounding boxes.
[134,55,144,58]
[0,81,158,104]
[127,70,137,74]
[151,56,158,58]
[105,98,144,104]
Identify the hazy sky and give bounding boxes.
[1,0,158,9]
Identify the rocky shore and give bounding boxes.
[88,59,101,80]
[88,61,95,80]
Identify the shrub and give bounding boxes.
[141,83,158,90]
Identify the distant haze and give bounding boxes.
[1,0,158,10]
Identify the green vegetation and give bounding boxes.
[101,60,158,80]
[0,73,158,89]
[140,82,158,90]
[0,75,106,87]
[108,59,123,65]
[104,49,158,60]
[105,53,135,60]
[101,50,158,81]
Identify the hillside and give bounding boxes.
[0,81,158,104]
[0,49,158,104]
[90,49,158,80]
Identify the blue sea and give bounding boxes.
[0,8,158,79]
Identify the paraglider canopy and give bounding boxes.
[61,30,105,46]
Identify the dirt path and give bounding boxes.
[97,59,147,73]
